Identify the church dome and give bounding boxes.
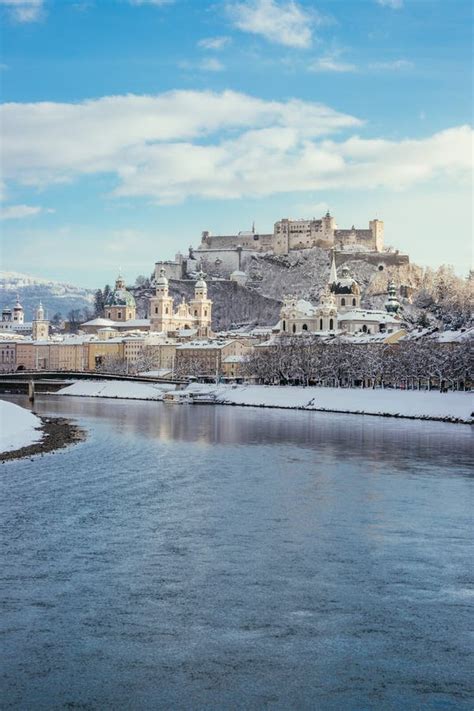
[195,270,207,289]
[330,265,360,295]
[105,275,136,308]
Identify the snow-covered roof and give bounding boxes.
[82,317,115,326]
[223,355,247,363]
[340,329,406,344]
[177,339,235,350]
[338,309,399,324]
[176,328,198,337]
[113,319,150,328]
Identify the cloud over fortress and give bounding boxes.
[1,89,472,207]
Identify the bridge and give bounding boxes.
[0,370,186,395]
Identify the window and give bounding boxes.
[204,310,207,317]
[194,310,198,316]
[282,321,286,331]
[292,324,296,333]
[302,324,308,331]
[341,298,345,306]
[155,307,158,314]
[352,298,356,306]
[319,319,323,330]
[165,307,169,314]
[329,318,334,330]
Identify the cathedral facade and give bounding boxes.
[149,268,212,338]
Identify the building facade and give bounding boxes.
[150,269,212,338]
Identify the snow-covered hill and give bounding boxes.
[0,271,95,321]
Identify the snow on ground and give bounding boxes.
[55,379,473,422]
[56,380,175,400]
[0,400,43,453]
[185,384,474,423]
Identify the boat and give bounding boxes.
[190,392,218,405]
[163,391,192,404]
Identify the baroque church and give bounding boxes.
[280,253,401,337]
[150,268,212,337]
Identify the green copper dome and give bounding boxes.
[105,278,136,308]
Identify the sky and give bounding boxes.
[0,0,472,287]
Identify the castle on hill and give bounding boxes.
[199,211,384,255]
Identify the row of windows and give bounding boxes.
[340,298,357,306]
[281,319,335,333]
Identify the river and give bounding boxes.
[1,395,473,710]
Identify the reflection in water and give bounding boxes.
[1,395,473,711]
[25,393,474,472]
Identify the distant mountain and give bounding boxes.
[0,271,95,321]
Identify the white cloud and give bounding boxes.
[1,91,471,205]
[0,0,44,22]
[199,58,225,72]
[226,0,315,49]
[198,36,231,51]
[0,204,53,220]
[310,55,357,73]
[376,0,403,8]
[369,59,413,70]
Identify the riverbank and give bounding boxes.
[55,380,473,424]
[0,400,85,462]
[187,384,473,424]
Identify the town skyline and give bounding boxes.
[1,0,472,286]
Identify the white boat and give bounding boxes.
[191,393,218,405]
[163,391,192,404]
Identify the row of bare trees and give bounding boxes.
[243,336,472,390]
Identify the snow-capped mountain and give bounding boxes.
[0,271,95,321]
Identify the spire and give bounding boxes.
[329,250,338,285]
[385,279,400,314]
[252,220,255,233]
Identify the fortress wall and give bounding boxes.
[201,234,273,251]
[194,248,256,276]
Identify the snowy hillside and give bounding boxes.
[0,271,94,321]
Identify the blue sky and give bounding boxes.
[0,0,472,287]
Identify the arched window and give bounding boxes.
[319,319,323,330]
[292,324,296,333]
[282,320,286,331]
[329,318,334,330]
[204,310,207,316]
[194,310,198,316]
[341,298,345,306]
[165,307,169,314]
[362,325,368,333]
[155,307,158,314]
[352,298,356,306]
[302,324,308,331]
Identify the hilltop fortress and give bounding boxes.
[199,211,384,255]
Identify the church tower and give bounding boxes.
[32,302,49,340]
[385,280,401,314]
[12,296,24,324]
[189,271,212,338]
[149,267,175,333]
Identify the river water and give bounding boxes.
[1,395,473,710]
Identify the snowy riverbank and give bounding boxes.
[57,380,174,400]
[55,380,473,423]
[0,400,43,453]
[186,384,473,423]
